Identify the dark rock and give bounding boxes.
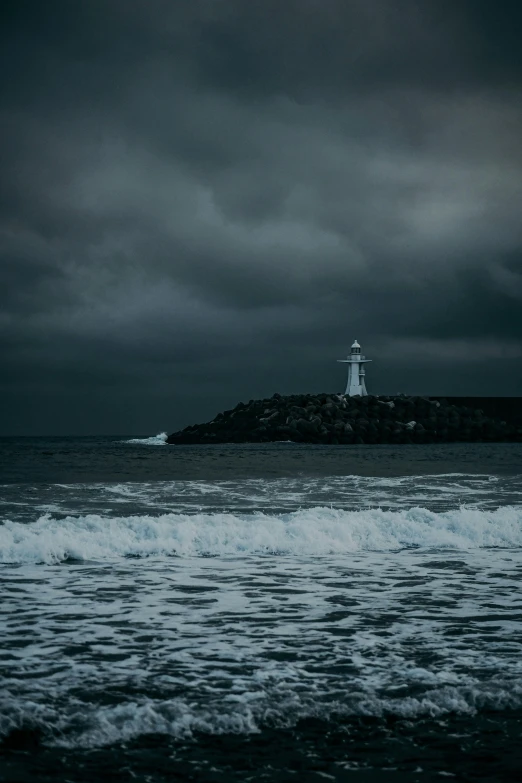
[259,410,279,423]
[166,394,522,445]
[296,418,317,435]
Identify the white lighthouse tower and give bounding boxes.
[337,340,372,396]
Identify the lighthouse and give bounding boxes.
[337,340,372,396]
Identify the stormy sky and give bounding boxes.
[1,0,522,435]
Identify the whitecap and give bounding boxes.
[1,505,522,564]
[123,432,168,446]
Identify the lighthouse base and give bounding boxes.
[344,364,368,396]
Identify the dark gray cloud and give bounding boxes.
[1,0,521,434]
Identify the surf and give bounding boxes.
[1,505,522,564]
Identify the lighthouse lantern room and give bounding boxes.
[337,340,372,396]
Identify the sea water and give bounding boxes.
[1,438,522,781]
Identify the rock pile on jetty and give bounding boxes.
[167,394,522,444]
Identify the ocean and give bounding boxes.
[1,436,522,782]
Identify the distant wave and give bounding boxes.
[123,432,168,445]
[1,505,522,564]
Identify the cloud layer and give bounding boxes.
[1,0,521,433]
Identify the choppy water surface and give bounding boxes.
[1,439,522,781]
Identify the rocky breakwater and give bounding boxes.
[167,394,522,445]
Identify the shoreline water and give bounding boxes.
[2,438,522,484]
[1,438,522,781]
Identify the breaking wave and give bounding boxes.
[2,678,522,748]
[1,505,522,564]
[124,432,168,445]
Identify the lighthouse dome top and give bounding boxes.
[351,340,360,349]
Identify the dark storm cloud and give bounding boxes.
[1,0,521,433]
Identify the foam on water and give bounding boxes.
[1,466,522,764]
[124,432,168,445]
[3,474,521,526]
[2,555,522,751]
[2,540,522,751]
[1,505,522,564]
[3,677,522,748]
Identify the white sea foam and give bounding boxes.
[2,534,522,751]
[124,432,168,445]
[2,469,522,758]
[2,678,522,748]
[3,474,521,524]
[1,505,522,564]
